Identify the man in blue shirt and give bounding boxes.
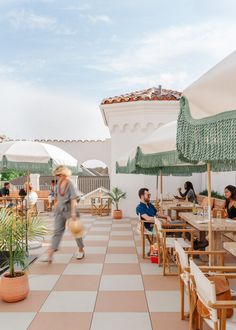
[136,188,170,254]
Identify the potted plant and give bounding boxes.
[107,187,126,219]
[0,209,47,302]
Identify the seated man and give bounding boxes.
[0,182,10,197]
[136,188,171,256]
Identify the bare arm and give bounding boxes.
[141,214,155,223]
[71,198,77,220]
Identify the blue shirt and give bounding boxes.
[136,202,157,231]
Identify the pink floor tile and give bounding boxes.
[143,275,180,290]
[28,312,92,330]
[29,263,67,275]
[150,312,189,330]
[54,275,100,291]
[102,264,141,275]
[107,247,137,254]
[85,241,108,246]
[0,292,49,312]
[95,291,148,312]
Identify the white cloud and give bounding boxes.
[88,21,236,73]
[0,79,109,140]
[87,14,112,24]
[6,9,56,30]
[108,72,188,90]
[63,4,91,11]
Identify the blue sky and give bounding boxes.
[0,0,236,140]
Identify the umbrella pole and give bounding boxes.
[156,175,159,208]
[26,169,30,254]
[160,170,163,213]
[207,163,212,265]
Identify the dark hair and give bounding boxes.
[225,185,236,207]
[51,180,55,184]
[4,182,9,187]
[183,181,196,198]
[138,188,149,199]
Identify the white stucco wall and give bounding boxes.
[201,171,236,195]
[100,100,203,217]
[42,139,111,171]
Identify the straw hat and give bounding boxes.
[53,165,71,178]
[67,218,84,237]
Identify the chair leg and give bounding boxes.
[141,232,145,259]
[180,279,185,320]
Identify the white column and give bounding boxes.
[30,173,40,191]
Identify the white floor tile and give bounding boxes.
[85,235,109,241]
[110,231,133,236]
[91,313,152,330]
[146,291,185,312]
[63,263,103,275]
[105,254,138,264]
[140,263,163,275]
[84,246,107,254]
[29,275,60,291]
[40,291,97,312]
[100,275,144,291]
[108,240,135,247]
[0,313,36,330]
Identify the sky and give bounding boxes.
[0,0,236,140]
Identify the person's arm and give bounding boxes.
[140,214,155,223]
[178,188,186,198]
[68,181,78,221]
[70,198,77,221]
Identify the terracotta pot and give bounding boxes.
[0,272,29,303]
[113,210,123,219]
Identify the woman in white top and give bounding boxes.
[24,182,38,207]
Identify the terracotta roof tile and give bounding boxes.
[101,86,182,105]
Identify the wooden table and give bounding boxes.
[223,242,236,257]
[164,202,197,220]
[179,212,236,256]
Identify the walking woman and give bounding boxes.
[42,165,85,263]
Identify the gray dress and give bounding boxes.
[51,180,84,251]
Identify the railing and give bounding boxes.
[78,176,110,194]
[10,177,110,194]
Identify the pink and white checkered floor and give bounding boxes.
[0,213,217,329]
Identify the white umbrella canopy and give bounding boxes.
[183,51,236,119]
[116,121,206,176]
[0,141,79,174]
[177,50,236,167]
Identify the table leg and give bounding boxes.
[212,231,223,265]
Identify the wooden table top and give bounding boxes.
[179,212,236,232]
[223,242,236,256]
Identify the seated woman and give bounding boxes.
[18,183,38,214]
[176,181,197,203]
[223,185,236,220]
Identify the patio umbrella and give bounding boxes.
[0,141,80,254]
[0,141,79,174]
[116,121,206,202]
[176,50,236,257]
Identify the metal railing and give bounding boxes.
[78,176,110,194]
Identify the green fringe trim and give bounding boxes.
[0,159,80,175]
[177,96,236,171]
[116,148,207,176]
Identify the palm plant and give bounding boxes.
[107,187,126,211]
[0,209,47,277]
